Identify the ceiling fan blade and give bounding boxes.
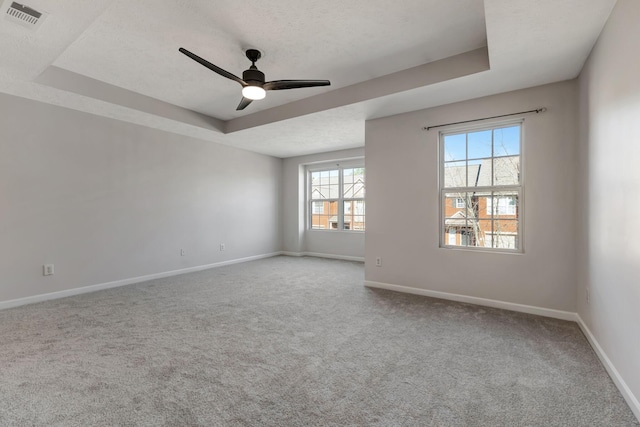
[236,97,253,111]
[179,48,247,86]
[263,80,330,91]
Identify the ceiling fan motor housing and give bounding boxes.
[242,68,265,85]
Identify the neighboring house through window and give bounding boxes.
[440,122,522,251]
[487,196,517,215]
[308,164,365,231]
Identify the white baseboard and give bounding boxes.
[576,315,640,421]
[282,251,364,262]
[364,280,578,321]
[281,251,305,257]
[0,252,282,311]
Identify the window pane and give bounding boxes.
[470,159,491,186]
[352,215,365,231]
[446,227,482,247]
[444,192,468,219]
[475,194,491,218]
[466,220,480,247]
[493,156,520,186]
[344,200,365,231]
[468,160,483,187]
[478,218,492,247]
[329,170,340,199]
[353,168,365,198]
[311,201,325,214]
[494,191,519,216]
[492,219,519,249]
[460,230,470,246]
[468,130,492,159]
[494,126,520,157]
[354,200,365,215]
[343,168,354,198]
[447,227,457,245]
[445,192,478,218]
[485,192,518,216]
[443,133,466,161]
[444,161,466,187]
[310,171,321,198]
[485,194,493,215]
[311,201,338,230]
[310,215,325,229]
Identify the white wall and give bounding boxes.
[282,148,365,260]
[0,93,282,303]
[577,0,640,416]
[365,81,578,311]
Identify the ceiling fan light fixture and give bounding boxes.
[242,85,266,100]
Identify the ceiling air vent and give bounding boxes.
[4,2,46,29]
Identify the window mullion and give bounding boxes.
[491,128,495,187]
[338,168,343,230]
[465,133,469,187]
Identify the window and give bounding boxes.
[486,196,517,215]
[440,123,522,251]
[309,165,365,231]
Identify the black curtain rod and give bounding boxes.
[422,107,546,131]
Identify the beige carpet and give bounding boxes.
[0,256,637,426]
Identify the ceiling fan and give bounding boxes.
[179,47,331,111]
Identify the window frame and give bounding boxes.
[438,119,524,253]
[307,162,365,232]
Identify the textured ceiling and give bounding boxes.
[0,0,617,158]
[53,0,487,120]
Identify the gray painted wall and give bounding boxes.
[0,93,282,303]
[365,80,578,311]
[282,148,365,259]
[577,0,640,412]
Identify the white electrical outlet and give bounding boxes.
[220,243,225,251]
[43,264,54,276]
[180,249,186,256]
[375,257,382,267]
